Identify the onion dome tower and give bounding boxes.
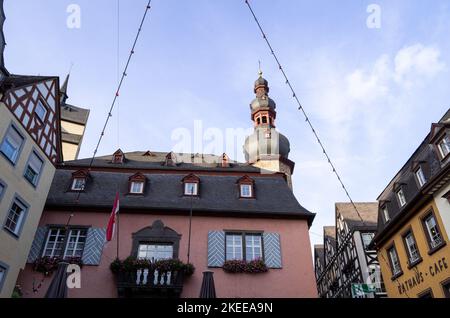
[244,71,295,189]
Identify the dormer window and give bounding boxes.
[112,149,125,164]
[415,166,427,188]
[130,181,144,194]
[396,189,407,207]
[72,178,86,191]
[184,183,198,196]
[382,205,390,223]
[240,184,252,198]
[128,172,146,195]
[437,135,450,158]
[237,175,255,199]
[70,170,89,191]
[182,174,199,196]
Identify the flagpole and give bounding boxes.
[187,192,193,264]
[116,194,120,259]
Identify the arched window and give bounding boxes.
[132,220,181,260]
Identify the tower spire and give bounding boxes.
[244,71,295,189]
[60,73,70,106]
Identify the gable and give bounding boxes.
[2,78,61,164]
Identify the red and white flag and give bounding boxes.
[106,192,120,242]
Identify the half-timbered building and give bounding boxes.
[0,1,88,297]
[315,203,386,298]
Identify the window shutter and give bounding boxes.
[82,227,106,265]
[207,231,225,267]
[263,232,282,268]
[27,226,47,263]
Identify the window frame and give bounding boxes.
[382,205,390,223]
[437,134,450,159]
[0,261,9,293]
[441,277,450,298]
[0,123,25,165]
[401,228,422,268]
[386,243,403,280]
[420,209,446,254]
[23,150,45,187]
[225,231,264,262]
[184,182,198,196]
[240,184,253,198]
[71,177,86,191]
[396,188,407,207]
[417,288,434,299]
[42,226,89,259]
[35,99,49,122]
[137,243,174,261]
[129,181,144,194]
[414,166,427,188]
[0,180,6,203]
[63,228,88,259]
[361,232,375,251]
[3,195,29,238]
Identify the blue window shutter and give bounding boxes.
[27,226,47,263]
[82,227,106,265]
[263,233,282,268]
[207,231,225,267]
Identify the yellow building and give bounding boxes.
[59,74,90,161]
[373,109,450,298]
[0,74,63,297]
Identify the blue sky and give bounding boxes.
[5,0,450,249]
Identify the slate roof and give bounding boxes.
[374,108,450,243]
[0,74,56,92]
[50,151,315,224]
[63,151,264,173]
[336,202,378,230]
[61,104,90,125]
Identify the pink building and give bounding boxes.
[16,74,318,298]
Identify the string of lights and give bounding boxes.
[64,0,152,242]
[244,0,409,297]
[244,0,365,227]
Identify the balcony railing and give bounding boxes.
[116,268,184,298]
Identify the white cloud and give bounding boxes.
[347,44,445,101]
[394,44,446,87]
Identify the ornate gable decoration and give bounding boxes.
[112,149,125,164]
[129,172,146,182]
[237,175,255,185]
[2,78,61,164]
[72,169,89,178]
[182,173,200,184]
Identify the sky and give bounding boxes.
[4,0,450,253]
